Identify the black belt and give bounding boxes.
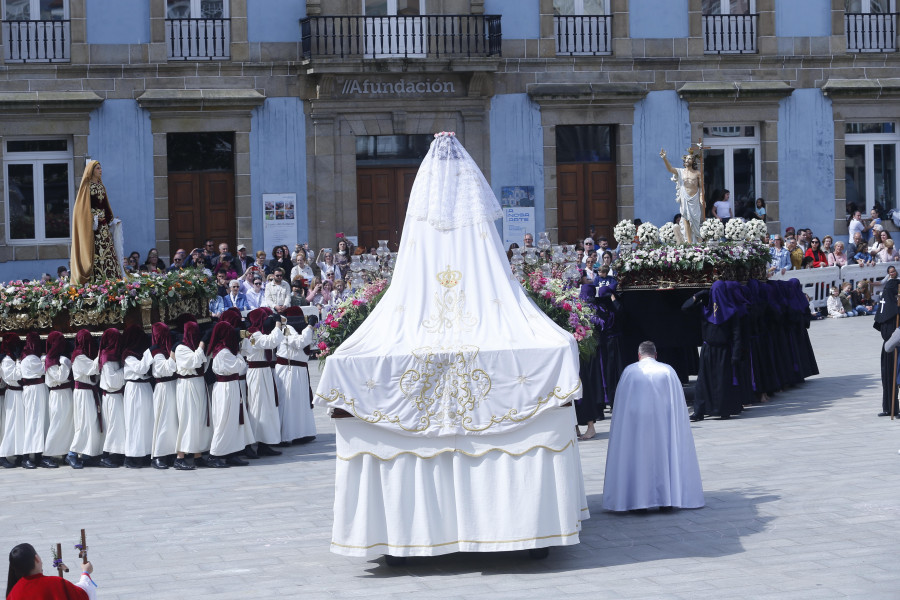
[49,381,74,390]
[126,378,152,383]
[103,387,124,395]
[247,361,270,368]
[21,377,44,387]
[155,375,177,383]
[177,374,203,379]
[5,385,22,391]
[215,374,241,383]
[276,358,308,367]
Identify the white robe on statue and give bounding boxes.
[675,167,703,243]
[70,355,103,456]
[19,354,49,455]
[151,352,178,458]
[210,349,249,456]
[602,357,704,512]
[0,357,21,458]
[100,361,126,455]
[242,328,283,445]
[174,344,208,454]
[274,324,316,442]
[124,349,154,457]
[44,358,74,457]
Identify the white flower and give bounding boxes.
[613,219,636,245]
[745,218,768,241]
[659,222,678,244]
[725,218,747,242]
[637,222,660,245]
[699,218,724,242]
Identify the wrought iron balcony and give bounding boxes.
[846,12,897,52]
[702,13,757,54]
[299,15,501,59]
[554,15,612,56]
[165,18,231,61]
[2,20,70,62]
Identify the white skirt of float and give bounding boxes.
[329,405,589,558]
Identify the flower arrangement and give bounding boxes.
[637,222,660,245]
[724,218,747,242]
[0,268,216,323]
[314,278,389,360]
[659,221,678,244]
[699,218,724,241]
[614,240,771,286]
[613,219,636,246]
[745,218,768,242]
[520,268,598,361]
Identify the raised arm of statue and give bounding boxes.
[659,149,677,176]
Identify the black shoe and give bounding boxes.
[257,444,282,457]
[173,458,195,471]
[124,457,144,469]
[277,441,292,447]
[877,412,896,417]
[98,456,120,468]
[241,445,260,459]
[0,457,15,469]
[206,457,229,468]
[22,458,37,469]
[294,436,316,445]
[81,455,101,468]
[690,414,704,422]
[151,458,169,470]
[194,456,210,468]
[226,455,249,467]
[39,457,59,469]
[720,414,731,420]
[65,454,84,469]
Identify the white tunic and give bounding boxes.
[44,358,74,457]
[0,357,22,458]
[602,357,705,512]
[124,349,155,457]
[174,344,209,454]
[242,327,283,445]
[0,380,5,456]
[151,352,178,458]
[19,354,49,455]
[210,349,249,456]
[274,325,316,442]
[100,360,126,455]
[70,355,104,456]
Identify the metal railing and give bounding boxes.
[702,13,757,54]
[554,15,612,55]
[299,15,501,59]
[165,18,230,60]
[2,20,70,62]
[846,12,897,52]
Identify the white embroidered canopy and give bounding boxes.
[314,133,581,437]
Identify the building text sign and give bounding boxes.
[340,78,456,96]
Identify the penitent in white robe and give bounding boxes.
[124,349,155,457]
[210,349,249,456]
[44,357,75,457]
[151,352,178,458]
[602,357,705,512]
[71,355,103,457]
[242,328,283,445]
[100,361,126,455]
[0,357,21,458]
[174,344,209,454]
[19,354,49,455]
[274,325,316,442]
[0,380,6,457]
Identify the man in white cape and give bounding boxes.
[602,340,704,512]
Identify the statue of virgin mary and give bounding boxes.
[70,160,124,285]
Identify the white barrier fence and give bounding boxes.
[769,261,900,309]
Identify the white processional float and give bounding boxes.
[314,132,589,560]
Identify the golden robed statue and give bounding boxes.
[70,161,124,285]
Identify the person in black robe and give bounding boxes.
[745,278,782,398]
[874,277,900,417]
[595,276,624,412]
[575,282,603,440]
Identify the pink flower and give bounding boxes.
[562,302,572,311]
[317,341,328,350]
[352,299,362,306]
[329,321,339,328]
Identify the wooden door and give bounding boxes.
[556,163,616,244]
[357,166,418,252]
[167,172,235,253]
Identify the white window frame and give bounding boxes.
[845,122,900,213]
[2,0,69,20]
[702,124,761,215]
[702,0,756,14]
[553,0,610,15]
[2,137,74,245]
[847,0,897,13]
[166,0,229,19]
[362,0,427,58]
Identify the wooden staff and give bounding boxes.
[55,543,69,578]
[696,137,706,218]
[76,529,88,565]
[893,292,900,420]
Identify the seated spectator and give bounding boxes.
[290,280,310,307]
[877,239,900,263]
[167,249,186,272]
[245,275,264,309]
[209,276,227,317]
[601,250,616,276]
[254,250,270,275]
[828,241,848,267]
[235,244,253,274]
[804,237,828,268]
[222,279,250,310]
[333,278,350,302]
[306,276,324,305]
[291,250,316,283]
[853,241,875,266]
[212,243,241,275]
[214,270,229,296]
[215,262,238,282]
[827,287,852,318]
[769,235,791,274]
[851,280,876,315]
[239,266,260,294]
[264,268,291,313]
[39,273,52,283]
[144,248,166,273]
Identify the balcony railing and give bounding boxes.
[554,15,612,55]
[846,12,897,52]
[165,18,230,60]
[2,20,70,62]
[299,15,501,59]
[702,13,757,54]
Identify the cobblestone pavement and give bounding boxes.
[1,318,897,599]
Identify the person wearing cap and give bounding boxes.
[235,244,253,273]
[242,309,284,457]
[274,308,316,445]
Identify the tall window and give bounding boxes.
[166,0,227,19]
[363,0,426,58]
[702,124,760,217]
[3,138,74,244]
[702,0,757,54]
[553,0,611,55]
[845,122,899,213]
[165,0,230,60]
[2,0,70,62]
[846,0,897,52]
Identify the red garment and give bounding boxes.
[7,573,88,600]
[804,248,828,268]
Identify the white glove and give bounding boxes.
[92,215,98,231]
